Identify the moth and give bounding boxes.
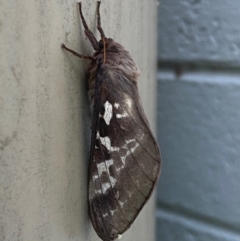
[62,2,162,241]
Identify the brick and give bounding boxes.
[156,209,240,241]
[157,71,240,231]
[158,0,240,66]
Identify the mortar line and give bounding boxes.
[157,201,240,238]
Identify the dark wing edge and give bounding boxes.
[88,65,162,241]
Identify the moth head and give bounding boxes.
[97,38,120,53]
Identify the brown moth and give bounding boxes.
[62,2,161,241]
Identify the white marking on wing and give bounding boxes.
[114,103,120,109]
[116,112,128,119]
[116,164,125,173]
[99,136,111,150]
[105,159,117,186]
[93,175,98,180]
[97,162,107,176]
[115,191,119,199]
[115,140,141,173]
[125,98,132,109]
[102,213,108,217]
[95,189,102,194]
[109,176,117,187]
[102,182,111,194]
[97,159,117,189]
[126,138,136,144]
[119,142,140,166]
[120,151,130,165]
[99,136,120,152]
[117,234,122,240]
[106,159,113,168]
[110,209,117,215]
[119,200,127,207]
[130,142,139,153]
[103,101,112,125]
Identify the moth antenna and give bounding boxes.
[78,2,89,31]
[103,38,106,64]
[61,43,96,61]
[97,1,106,38]
[78,2,98,50]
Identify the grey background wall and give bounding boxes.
[0,1,157,241]
[157,1,240,241]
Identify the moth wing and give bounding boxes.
[88,66,161,241]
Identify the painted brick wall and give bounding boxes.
[157,1,240,241]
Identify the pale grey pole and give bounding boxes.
[0,1,157,241]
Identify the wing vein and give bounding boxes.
[114,150,147,198]
[120,103,160,163]
[89,85,118,235]
[90,89,121,234]
[102,158,134,222]
[115,117,156,183]
[92,160,121,233]
[102,157,139,211]
[133,135,160,163]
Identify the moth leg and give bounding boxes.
[96,1,106,38]
[78,2,98,50]
[61,44,96,61]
